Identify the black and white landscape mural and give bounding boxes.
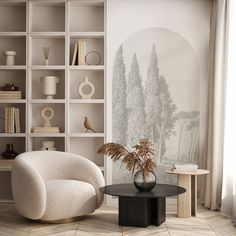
[112,28,200,184]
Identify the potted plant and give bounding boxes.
[98,139,157,192]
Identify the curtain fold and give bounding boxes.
[221,0,236,226]
[204,0,229,210]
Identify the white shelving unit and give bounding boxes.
[0,0,107,202]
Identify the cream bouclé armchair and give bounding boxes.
[12,151,105,222]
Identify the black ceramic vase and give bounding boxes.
[1,144,18,159]
[134,170,156,192]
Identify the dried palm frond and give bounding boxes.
[97,143,129,161]
[141,158,156,177]
[97,139,156,177]
[122,152,140,174]
[134,138,154,161]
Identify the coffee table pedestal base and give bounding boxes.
[119,196,166,228]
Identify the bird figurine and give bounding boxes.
[83,116,96,133]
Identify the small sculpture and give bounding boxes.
[43,47,50,65]
[40,76,60,99]
[33,107,59,133]
[84,116,96,133]
[4,51,16,66]
[78,77,95,99]
[41,107,54,127]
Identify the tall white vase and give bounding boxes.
[40,76,59,99]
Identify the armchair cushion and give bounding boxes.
[42,180,96,221]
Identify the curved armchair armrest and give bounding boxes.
[70,155,105,208]
[12,156,46,220]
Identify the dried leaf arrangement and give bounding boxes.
[98,139,156,178]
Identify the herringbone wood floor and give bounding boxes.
[0,199,235,236]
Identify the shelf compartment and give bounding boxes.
[0,2,26,32]
[0,36,26,65]
[29,137,65,152]
[29,133,65,138]
[70,37,104,66]
[0,70,26,99]
[30,99,65,104]
[69,2,104,32]
[68,133,105,138]
[0,133,26,137]
[69,99,104,104]
[69,137,104,167]
[0,32,26,36]
[30,2,65,32]
[0,66,26,70]
[69,32,104,38]
[69,65,104,71]
[0,103,26,133]
[30,36,65,66]
[70,70,104,99]
[69,103,104,133]
[30,65,65,70]
[30,103,65,133]
[0,100,26,104]
[0,137,25,160]
[30,70,65,99]
[30,32,65,37]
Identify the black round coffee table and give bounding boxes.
[100,183,186,228]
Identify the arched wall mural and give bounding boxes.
[112,28,200,184]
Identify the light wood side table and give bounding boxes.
[166,169,209,218]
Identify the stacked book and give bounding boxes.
[33,127,60,133]
[4,107,21,133]
[71,40,87,66]
[0,91,22,99]
[173,164,198,172]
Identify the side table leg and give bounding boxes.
[177,174,191,217]
[191,175,197,216]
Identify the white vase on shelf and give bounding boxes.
[4,51,16,66]
[40,76,60,99]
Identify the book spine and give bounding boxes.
[8,107,11,133]
[78,40,86,65]
[4,107,8,133]
[78,40,81,65]
[7,107,11,133]
[72,42,78,66]
[15,108,20,133]
[11,107,15,133]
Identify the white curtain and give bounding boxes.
[221,0,236,226]
[204,0,229,210]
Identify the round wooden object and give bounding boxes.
[166,169,209,175]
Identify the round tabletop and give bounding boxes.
[100,184,186,198]
[166,169,209,175]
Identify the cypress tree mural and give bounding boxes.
[112,28,200,184]
[112,45,127,145]
[126,53,145,146]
